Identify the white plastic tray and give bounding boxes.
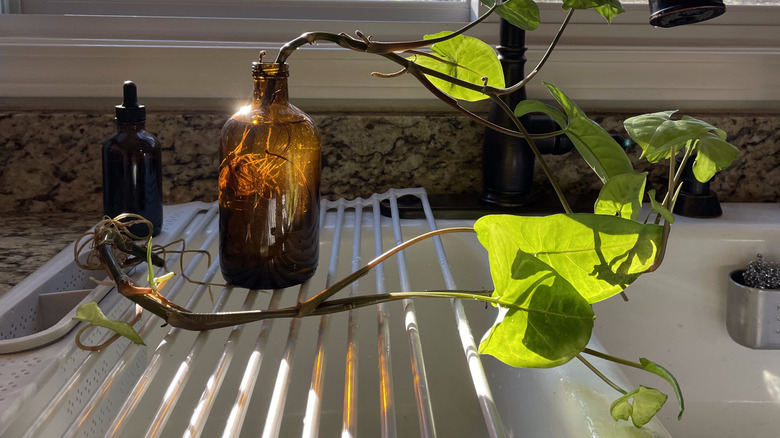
[0,203,214,433]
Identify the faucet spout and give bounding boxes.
[481,2,726,210]
[649,0,726,28]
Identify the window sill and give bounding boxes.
[0,4,778,112]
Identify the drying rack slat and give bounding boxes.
[301,202,346,438]
[369,195,397,438]
[183,288,268,438]
[417,193,506,438]
[104,209,223,437]
[386,192,437,438]
[341,202,363,438]
[2,188,508,438]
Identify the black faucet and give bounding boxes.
[386,0,727,220]
[481,20,574,208]
[673,157,723,218]
[481,0,726,209]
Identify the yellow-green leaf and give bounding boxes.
[411,32,504,102]
[475,219,594,368]
[595,172,648,220]
[647,189,674,224]
[481,0,540,31]
[640,358,685,420]
[475,213,664,304]
[610,386,668,428]
[624,112,737,172]
[544,83,634,182]
[73,302,145,345]
[692,132,739,183]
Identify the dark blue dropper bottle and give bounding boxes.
[102,81,163,237]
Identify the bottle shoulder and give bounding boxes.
[103,127,160,151]
[226,103,312,125]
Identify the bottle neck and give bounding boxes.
[251,63,290,107]
[116,121,145,132]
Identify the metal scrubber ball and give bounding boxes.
[743,254,780,290]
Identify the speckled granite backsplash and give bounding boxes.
[1,111,778,214]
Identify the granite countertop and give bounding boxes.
[1,111,778,300]
[0,212,101,298]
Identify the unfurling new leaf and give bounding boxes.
[640,357,685,420]
[73,302,145,345]
[647,189,675,224]
[610,386,668,428]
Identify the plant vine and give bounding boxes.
[74,0,740,429]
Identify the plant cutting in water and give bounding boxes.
[217,60,322,290]
[74,0,740,429]
[219,135,310,201]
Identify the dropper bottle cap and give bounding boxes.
[115,81,146,124]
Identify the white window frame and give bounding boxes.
[0,1,778,112]
[1,0,476,22]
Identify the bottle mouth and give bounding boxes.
[252,62,289,78]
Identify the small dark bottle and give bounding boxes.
[102,81,163,237]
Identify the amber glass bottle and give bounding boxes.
[102,81,163,237]
[218,62,321,289]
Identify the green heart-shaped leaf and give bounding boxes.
[564,0,626,22]
[475,213,664,303]
[692,132,739,183]
[595,172,648,220]
[593,0,626,22]
[475,219,594,368]
[624,112,737,171]
[411,32,504,102]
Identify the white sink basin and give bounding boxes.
[593,203,780,438]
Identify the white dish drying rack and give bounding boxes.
[0,188,513,438]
